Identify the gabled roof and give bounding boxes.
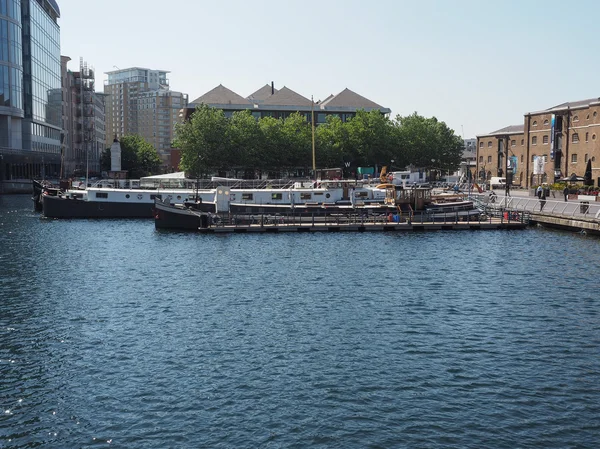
[528,97,600,115]
[247,84,278,103]
[319,88,384,110]
[317,94,334,105]
[261,86,312,107]
[478,124,524,138]
[546,97,600,111]
[190,84,249,105]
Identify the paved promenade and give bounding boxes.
[473,189,600,218]
[472,188,600,234]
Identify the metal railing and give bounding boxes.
[471,193,600,220]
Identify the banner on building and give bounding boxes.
[508,155,518,173]
[550,114,555,159]
[533,156,545,175]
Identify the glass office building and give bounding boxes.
[0,0,61,186]
[0,0,23,150]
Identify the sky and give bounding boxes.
[57,0,600,139]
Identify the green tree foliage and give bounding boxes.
[100,135,161,178]
[345,110,395,167]
[394,113,464,176]
[172,106,463,179]
[228,110,263,177]
[281,112,312,173]
[174,104,228,176]
[259,117,285,176]
[315,115,350,168]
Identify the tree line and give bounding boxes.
[98,106,465,180]
[175,105,465,179]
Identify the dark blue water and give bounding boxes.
[1,194,600,448]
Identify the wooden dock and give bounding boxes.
[195,217,528,234]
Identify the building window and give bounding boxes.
[511,140,516,147]
[479,141,483,148]
[532,136,537,145]
[572,133,579,143]
[586,132,589,142]
[593,134,597,140]
[487,156,492,163]
[573,115,579,122]
[585,154,589,162]
[594,111,598,118]
[593,156,596,162]
[488,141,492,148]
[543,119,549,125]
[587,114,590,120]
[531,154,537,162]
[532,121,537,127]
[543,135,549,144]
[521,155,524,162]
[479,156,483,162]
[521,139,524,146]
[571,154,577,163]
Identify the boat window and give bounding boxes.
[95,192,108,199]
[313,192,323,196]
[300,193,312,200]
[355,192,369,198]
[150,194,162,200]
[125,194,130,199]
[271,193,283,200]
[242,193,253,200]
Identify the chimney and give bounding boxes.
[271,81,274,95]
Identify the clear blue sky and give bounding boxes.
[58,0,600,139]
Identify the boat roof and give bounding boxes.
[140,172,187,181]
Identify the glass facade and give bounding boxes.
[21,0,61,155]
[0,0,22,110]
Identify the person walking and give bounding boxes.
[540,189,547,211]
[537,185,543,198]
[563,186,569,202]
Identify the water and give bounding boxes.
[1,194,600,448]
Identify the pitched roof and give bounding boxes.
[190,84,249,105]
[526,97,600,115]
[490,124,524,134]
[319,88,384,110]
[478,124,524,138]
[261,86,312,107]
[545,97,600,111]
[247,84,278,103]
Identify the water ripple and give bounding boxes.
[1,195,600,448]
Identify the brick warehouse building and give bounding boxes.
[477,98,600,188]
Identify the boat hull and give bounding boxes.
[43,195,157,218]
[154,200,210,230]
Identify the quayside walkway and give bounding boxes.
[476,191,600,235]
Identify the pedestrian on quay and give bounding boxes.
[540,189,547,211]
[563,186,569,202]
[537,185,543,198]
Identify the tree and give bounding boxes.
[394,113,464,177]
[259,117,285,176]
[316,115,351,169]
[281,112,312,174]
[174,104,229,177]
[100,134,161,178]
[228,110,263,178]
[345,110,395,168]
